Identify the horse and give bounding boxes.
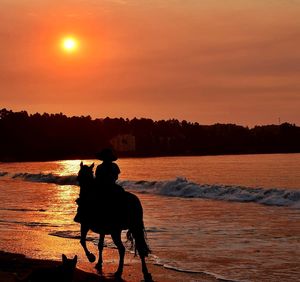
[76,162,153,282]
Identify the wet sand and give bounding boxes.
[0,250,220,282]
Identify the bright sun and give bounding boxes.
[62,37,78,52]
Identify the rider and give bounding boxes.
[95,148,124,194]
[94,148,125,230]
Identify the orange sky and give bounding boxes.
[1,0,300,126]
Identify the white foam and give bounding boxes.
[12,172,77,185]
[119,178,300,209]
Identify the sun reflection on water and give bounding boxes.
[54,160,95,176]
[55,160,82,176]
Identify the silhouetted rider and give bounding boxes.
[95,148,124,194]
[94,148,125,228]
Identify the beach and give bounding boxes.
[0,217,219,282]
[0,250,219,282]
[0,155,299,281]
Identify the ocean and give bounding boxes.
[0,154,299,281]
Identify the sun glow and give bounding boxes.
[62,37,78,52]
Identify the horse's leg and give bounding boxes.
[95,233,105,272]
[134,232,153,281]
[111,231,125,278]
[80,224,96,262]
[140,255,153,282]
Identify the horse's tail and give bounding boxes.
[127,226,151,257]
[125,192,151,257]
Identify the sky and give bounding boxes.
[0,0,300,126]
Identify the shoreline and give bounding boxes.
[0,250,220,282]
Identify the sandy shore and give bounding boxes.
[0,250,220,282]
[0,227,223,282]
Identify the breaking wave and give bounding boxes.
[1,171,299,208]
[6,172,78,185]
[119,178,300,209]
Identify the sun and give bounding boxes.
[61,37,78,53]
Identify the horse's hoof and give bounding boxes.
[114,270,123,278]
[144,273,153,282]
[87,252,96,262]
[95,262,102,272]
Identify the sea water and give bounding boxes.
[0,154,299,281]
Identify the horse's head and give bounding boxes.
[77,162,94,185]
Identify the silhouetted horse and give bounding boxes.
[76,163,153,282]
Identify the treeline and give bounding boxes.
[0,108,300,161]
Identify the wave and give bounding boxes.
[1,171,299,208]
[10,172,78,185]
[119,178,300,209]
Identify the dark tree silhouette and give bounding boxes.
[0,108,299,162]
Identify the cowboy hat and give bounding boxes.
[95,148,118,161]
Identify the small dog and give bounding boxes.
[18,254,77,282]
